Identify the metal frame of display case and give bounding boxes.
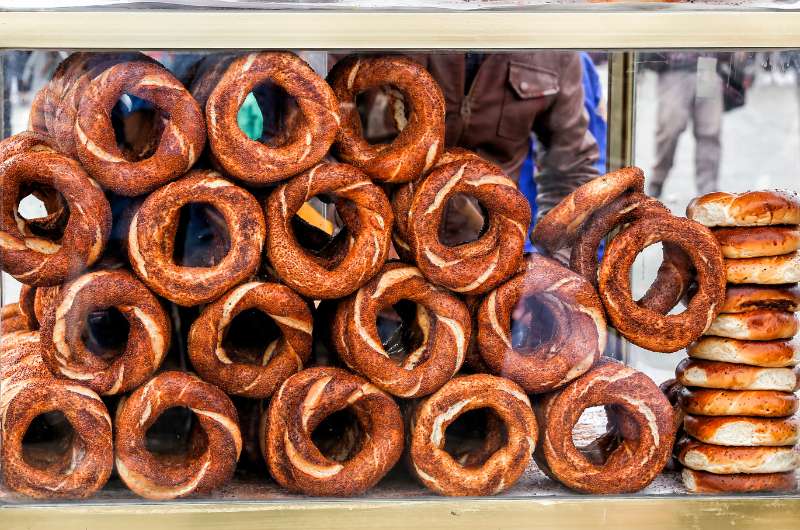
[1,8,800,529]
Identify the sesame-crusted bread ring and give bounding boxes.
[687,189,800,227]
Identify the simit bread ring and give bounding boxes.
[713,226,800,258]
[676,358,798,391]
[0,131,56,162]
[332,263,470,398]
[688,336,799,367]
[188,281,313,398]
[477,254,606,394]
[263,366,403,496]
[205,52,339,185]
[408,374,537,496]
[328,55,445,183]
[265,162,393,299]
[75,60,205,196]
[531,166,644,254]
[128,170,265,306]
[706,309,799,341]
[679,387,798,417]
[115,371,241,500]
[677,438,800,474]
[684,414,799,446]
[598,215,726,352]
[0,151,111,286]
[687,189,800,227]
[1,303,31,334]
[570,192,692,313]
[28,87,50,137]
[406,155,530,295]
[682,468,797,493]
[0,332,113,499]
[725,252,800,284]
[534,358,676,494]
[38,270,171,395]
[720,284,800,313]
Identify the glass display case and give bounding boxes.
[0,2,798,529]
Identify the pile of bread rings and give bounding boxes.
[0,50,784,501]
[667,190,800,493]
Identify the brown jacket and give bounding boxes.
[411,52,600,219]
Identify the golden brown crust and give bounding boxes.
[688,336,800,367]
[677,438,800,475]
[0,303,31,335]
[684,414,799,446]
[531,166,644,254]
[725,252,800,284]
[332,262,470,398]
[265,162,393,299]
[713,226,800,258]
[328,55,445,183]
[720,284,800,313]
[687,190,800,227]
[682,468,797,493]
[706,309,799,341]
[17,284,39,330]
[0,151,112,286]
[114,371,241,500]
[75,60,205,196]
[406,154,530,295]
[477,254,606,394]
[0,332,113,499]
[678,387,798,417]
[408,374,537,496]
[676,358,799,391]
[188,281,312,398]
[599,216,726,352]
[534,358,676,494]
[263,366,403,496]
[38,270,171,395]
[0,131,56,163]
[205,52,339,185]
[128,170,265,306]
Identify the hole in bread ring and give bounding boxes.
[328,55,445,183]
[598,215,726,352]
[408,374,536,496]
[114,371,241,500]
[263,367,403,496]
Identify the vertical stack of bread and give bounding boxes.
[675,190,800,493]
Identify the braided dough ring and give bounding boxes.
[683,468,797,493]
[115,371,241,500]
[725,252,800,284]
[679,387,798,417]
[205,52,339,185]
[687,190,800,227]
[332,263,470,398]
[678,438,800,475]
[128,170,265,306]
[477,254,606,394]
[531,166,644,254]
[534,358,676,494]
[0,332,113,499]
[0,151,111,286]
[74,60,205,196]
[188,281,312,398]
[265,162,393,299]
[408,374,537,496]
[676,358,799,391]
[706,309,799,341]
[406,155,530,295]
[38,270,170,395]
[599,215,726,352]
[688,337,800,367]
[684,414,799,446]
[570,192,691,313]
[713,226,800,258]
[328,55,445,183]
[264,366,403,496]
[720,284,800,313]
